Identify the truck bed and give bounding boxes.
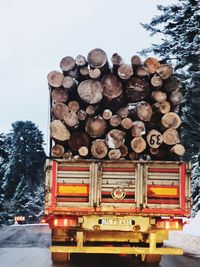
[45,160,191,217]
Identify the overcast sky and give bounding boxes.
[0,0,174,151]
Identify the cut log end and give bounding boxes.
[131,137,146,153]
[170,144,185,156]
[78,146,89,157]
[60,56,76,72]
[87,48,108,69]
[161,112,181,129]
[163,128,180,145]
[50,120,70,142]
[108,149,121,160]
[131,121,146,137]
[102,109,113,120]
[118,64,133,80]
[91,140,108,159]
[47,71,64,88]
[78,80,103,104]
[51,144,65,158]
[85,116,106,138]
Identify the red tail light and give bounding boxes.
[156,219,182,230]
[53,217,77,227]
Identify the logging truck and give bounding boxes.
[43,49,191,265]
[43,159,191,265]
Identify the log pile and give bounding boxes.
[47,48,185,161]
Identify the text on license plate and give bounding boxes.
[101,218,132,226]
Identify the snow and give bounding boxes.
[165,211,200,257]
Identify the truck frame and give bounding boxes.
[43,159,191,265]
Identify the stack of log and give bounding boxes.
[47,48,185,161]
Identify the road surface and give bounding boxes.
[0,225,200,267]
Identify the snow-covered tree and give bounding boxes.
[141,0,200,214]
[1,121,46,224]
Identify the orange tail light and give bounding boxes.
[156,219,182,230]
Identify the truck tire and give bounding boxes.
[51,252,70,264]
[144,254,162,265]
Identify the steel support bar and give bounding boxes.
[50,246,183,255]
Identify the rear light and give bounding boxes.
[53,217,77,228]
[156,219,182,230]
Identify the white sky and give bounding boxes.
[0,0,174,151]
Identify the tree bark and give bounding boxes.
[163,128,180,145]
[108,149,121,160]
[151,90,167,103]
[118,64,133,80]
[47,71,64,88]
[131,121,146,137]
[78,80,103,104]
[119,144,128,157]
[85,116,106,138]
[126,78,150,102]
[87,48,108,69]
[131,55,141,67]
[105,129,125,149]
[144,57,160,74]
[136,101,153,121]
[164,76,182,93]
[60,56,76,72]
[156,64,173,80]
[91,140,108,159]
[129,151,139,160]
[68,132,89,152]
[110,115,122,127]
[131,137,146,153]
[102,74,123,99]
[51,144,65,158]
[50,120,70,141]
[146,130,163,148]
[161,112,181,129]
[135,66,149,78]
[52,102,68,120]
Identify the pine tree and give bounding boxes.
[1,121,46,224]
[141,0,200,214]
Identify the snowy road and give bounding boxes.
[0,223,200,267]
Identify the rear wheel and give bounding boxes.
[144,254,162,265]
[51,252,70,264]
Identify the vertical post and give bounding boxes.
[76,231,84,247]
[149,232,156,253]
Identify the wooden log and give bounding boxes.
[60,56,76,72]
[85,116,106,138]
[78,146,89,157]
[50,120,70,141]
[102,74,123,99]
[150,147,159,155]
[89,68,101,79]
[108,149,121,160]
[119,144,128,158]
[151,75,163,89]
[91,140,108,159]
[135,66,149,78]
[121,117,133,130]
[77,110,87,121]
[51,88,68,103]
[102,109,113,120]
[118,64,133,80]
[51,144,65,158]
[151,90,167,103]
[102,93,126,113]
[153,101,171,114]
[63,111,79,128]
[131,55,141,67]
[105,129,125,149]
[129,151,139,160]
[126,77,150,102]
[131,121,146,137]
[110,115,122,127]
[164,76,182,93]
[111,53,124,68]
[67,69,77,79]
[162,128,180,145]
[170,144,185,156]
[161,112,181,129]
[86,105,96,116]
[87,48,108,69]
[136,101,153,121]
[78,80,103,104]
[170,90,183,106]
[63,151,73,160]
[144,57,160,74]
[47,71,64,88]
[156,64,173,80]
[131,137,146,153]
[146,130,163,148]
[52,102,68,120]
[78,66,89,81]
[75,55,87,67]
[62,76,76,90]
[68,101,80,113]
[116,107,129,118]
[68,132,89,152]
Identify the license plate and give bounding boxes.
[101,218,132,226]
